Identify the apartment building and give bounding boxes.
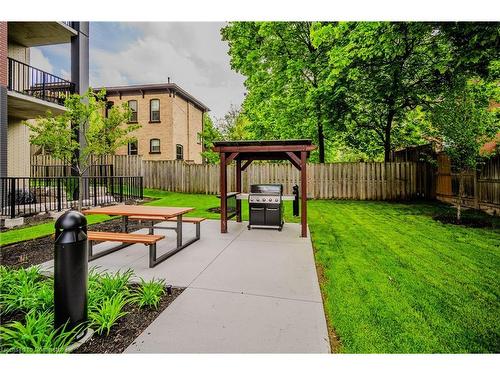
[0,22,89,177]
[100,83,209,164]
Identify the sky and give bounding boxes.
[31,22,246,120]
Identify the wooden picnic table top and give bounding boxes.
[82,204,194,218]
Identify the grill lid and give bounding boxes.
[250,184,283,194]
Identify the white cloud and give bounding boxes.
[89,22,246,119]
[30,48,54,73]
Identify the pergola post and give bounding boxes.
[236,158,242,222]
[220,152,227,233]
[300,151,307,237]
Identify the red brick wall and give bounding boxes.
[0,22,7,87]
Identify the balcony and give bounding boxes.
[8,22,77,47]
[7,58,75,119]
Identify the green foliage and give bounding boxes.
[429,77,499,171]
[0,266,53,315]
[88,268,132,311]
[200,113,223,164]
[26,88,139,209]
[131,278,166,309]
[223,22,499,162]
[89,294,129,336]
[0,310,80,353]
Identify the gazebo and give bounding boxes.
[212,139,317,237]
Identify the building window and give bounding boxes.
[176,144,184,160]
[150,99,160,122]
[197,133,202,145]
[128,100,138,123]
[150,138,161,154]
[128,141,138,155]
[105,101,114,118]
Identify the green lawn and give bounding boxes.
[1,190,499,353]
[310,200,500,353]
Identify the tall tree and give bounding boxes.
[199,113,223,164]
[222,22,345,163]
[312,22,456,161]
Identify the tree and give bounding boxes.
[199,113,223,164]
[429,77,499,222]
[312,22,459,161]
[27,89,138,210]
[222,22,345,163]
[216,105,253,141]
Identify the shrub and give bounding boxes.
[89,294,129,335]
[88,268,133,311]
[0,266,52,315]
[131,278,166,309]
[0,310,79,353]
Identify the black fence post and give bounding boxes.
[119,177,123,202]
[140,177,143,199]
[54,210,88,338]
[292,184,299,217]
[10,178,16,219]
[93,177,97,207]
[57,178,62,212]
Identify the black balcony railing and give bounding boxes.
[0,176,143,219]
[7,58,76,106]
[61,21,75,29]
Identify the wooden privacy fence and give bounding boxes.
[112,156,431,200]
[436,153,500,214]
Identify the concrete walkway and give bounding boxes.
[40,220,330,353]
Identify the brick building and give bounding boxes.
[99,83,209,164]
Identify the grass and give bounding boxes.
[2,189,499,353]
[0,214,114,246]
[309,200,500,353]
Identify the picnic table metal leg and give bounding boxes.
[177,215,182,248]
[122,216,129,233]
[149,243,157,268]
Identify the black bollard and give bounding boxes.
[292,184,299,217]
[54,210,88,337]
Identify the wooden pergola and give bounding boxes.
[212,140,317,238]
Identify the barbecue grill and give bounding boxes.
[248,184,284,231]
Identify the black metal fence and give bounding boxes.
[8,57,76,106]
[0,176,143,219]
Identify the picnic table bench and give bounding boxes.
[82,205,201,268]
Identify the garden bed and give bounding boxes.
[1,218,146,268]
[74,285,183,353]
[0,267,181,354]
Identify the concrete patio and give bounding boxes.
[40,219,330,353]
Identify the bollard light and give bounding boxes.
[54,210,88,338]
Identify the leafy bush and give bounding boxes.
[89,294,129,335]
[88,268,133,311]
[0,266,52,315]
[131,278,166,309]
[0,310,79,353]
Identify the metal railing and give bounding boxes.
[61,21,75,29]
[7,58,76,106]
[0,176,143,219]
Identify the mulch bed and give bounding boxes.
[1,218,146,269]
[433,213,498,228]
[74,286,184,354]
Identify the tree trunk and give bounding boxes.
[78,175,83,212]
[384,110,395,162]
[318,123,325,163]
[316,101,325,163]
[457,171,464,224]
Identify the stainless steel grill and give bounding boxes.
[248,184,284,231]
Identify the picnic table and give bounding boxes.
[82,205,202,267]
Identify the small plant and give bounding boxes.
[131,278,166,309]
[0,310,79,353]
[88,268,133,311]
[0,266,52,315]
[89,294,129,335]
